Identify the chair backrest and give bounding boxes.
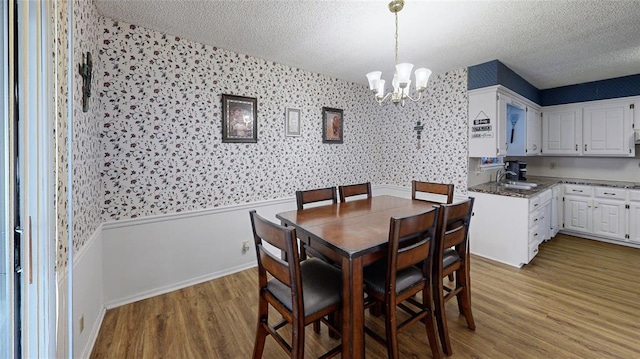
[295,187,338,210]
[412,180,455,204]
[249,210,303,313]
[433,197,475,273]
[338,182,372,202]
[386,207,440,294]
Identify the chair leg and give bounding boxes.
[291,317,306,359]
[447,273,454,282]
[456,266,476,331]
[313,320,321,333]
[384,301,400,359]
[422,287,441,359]
[252,298,269,359]
[434,274,452,356]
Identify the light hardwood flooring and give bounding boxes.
[90,234,640,358]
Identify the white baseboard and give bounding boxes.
[104,261,257,309]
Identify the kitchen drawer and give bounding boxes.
[529,226,542,245]
[538,189,552,205]
[528,242,539,262]
[529,210,542,228]
[564,184,593,197]
[594,187,627,201]
[629,189,640,202]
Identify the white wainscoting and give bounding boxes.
[56,273,69,359]
[72,225,105,359]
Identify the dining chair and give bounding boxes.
[338,182,372,202]
[295,186,338,261]
[249,210,342,359]
[432,198,475,356]
[362,207,441,359]
[296,186,338,210]
[412,180,456,281]
[411,180,455,204]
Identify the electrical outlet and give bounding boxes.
[550,162,556,169]
[242,240,250,253]
[79,314,85,333]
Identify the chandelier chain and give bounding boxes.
[394,11,399,65]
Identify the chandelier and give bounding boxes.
[366,0,431,106]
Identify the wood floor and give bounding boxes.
[90,234,640,358]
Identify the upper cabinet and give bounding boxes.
[526,107,542,155]
[542,98,635,157]
[583,100,633,156]
[469,86,541,157]
[468,86,507,157]
[542,105,582,155]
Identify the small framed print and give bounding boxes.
[222,94,258,143]
[322,107,343,144]
[285,108,301,137]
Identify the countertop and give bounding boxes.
[468,175,640,199]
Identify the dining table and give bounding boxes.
[276,195,439,359]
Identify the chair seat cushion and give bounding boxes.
[363,260,424,295]
[267,258,342,316]
[443,248,461,268]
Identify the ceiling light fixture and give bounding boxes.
[366,0,431,106]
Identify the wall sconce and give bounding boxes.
[79,52,92,112]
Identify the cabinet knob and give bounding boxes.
[585,144,587,151]
[575,144,578,151]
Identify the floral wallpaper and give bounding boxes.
[100,20,385,220]
[71,0,103,254]
[55,0,104,270]
[379,69,469,192]
[55,0,69,271]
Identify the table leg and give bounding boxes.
[341,256,364,359]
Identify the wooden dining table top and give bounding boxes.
[276,195,438,259]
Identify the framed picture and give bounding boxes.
[285,108,301,137]
[322,107,343,144]
[222,94,258,143]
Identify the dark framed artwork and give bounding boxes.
[222,94,258,143]
[322,107,343,144]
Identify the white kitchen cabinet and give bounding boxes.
[629,190,640,244]
[526,107,542,155]
[469,86,541,158]
[469,86,507,157]
[583,100,634,156]
[542,106,582,155]
[550,185,563,236]
[469,189,551,268]
[592,199,626,240]
[563,186,591,234]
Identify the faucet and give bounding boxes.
[496,168,517,183]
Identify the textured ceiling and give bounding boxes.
[95,0,640,90]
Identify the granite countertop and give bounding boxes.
[468,175,640,199]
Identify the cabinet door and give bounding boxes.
[563,196,590,233]
[526,107,541,155]
[542,108,582,155]
[550,186,562,237]
[583,103,631,156]
[496,94,509,156]
[628,204,640,243]
[469,89,501,157]
[592,200,626,240]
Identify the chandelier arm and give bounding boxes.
[405,91,423,102]
[377,92,393,105]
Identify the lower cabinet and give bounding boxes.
[563,185,592,233]
[562,185,638,245]
[592,199,626,240]
[469,189,552,268]
[629,190,640,244]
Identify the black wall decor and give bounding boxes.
[79,52,92,112]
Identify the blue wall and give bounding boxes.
[540,74,640,106]
[468,60,640,106]
[468,60,540,104]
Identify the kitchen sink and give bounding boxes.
[497,182,536,190]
